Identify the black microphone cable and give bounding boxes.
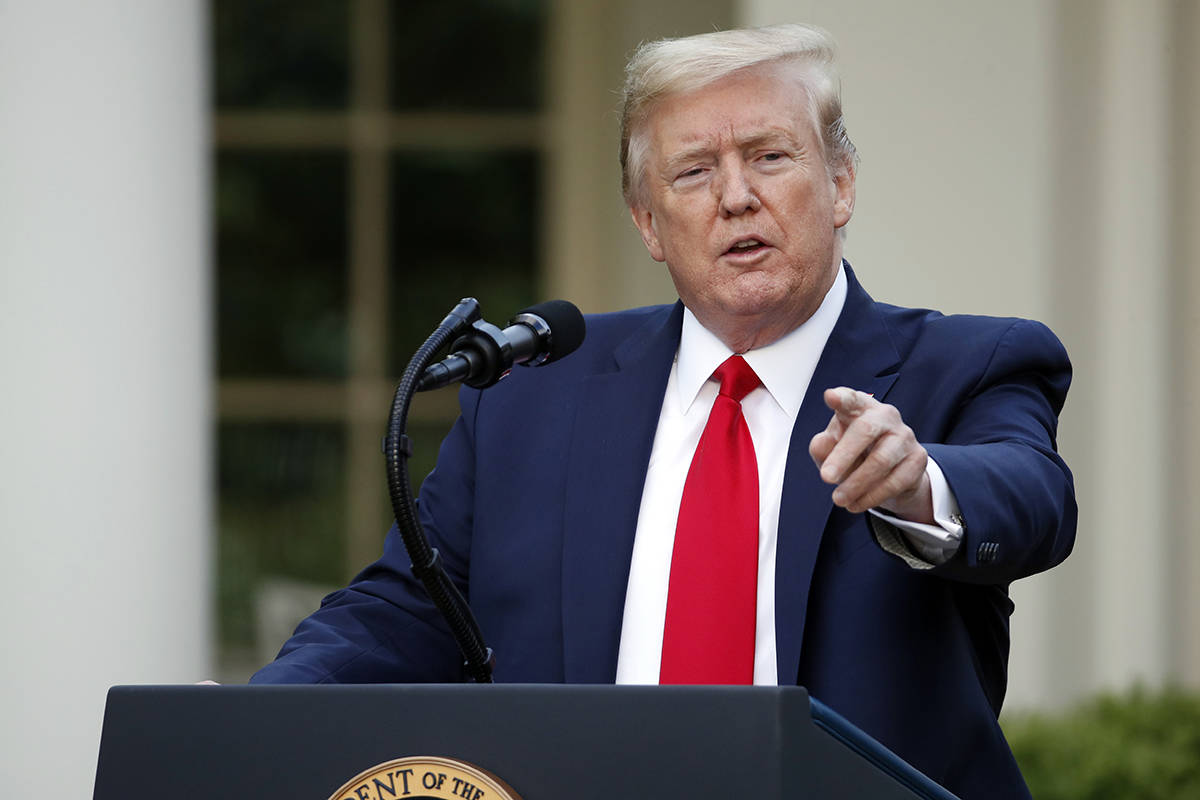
[384,297,496,683]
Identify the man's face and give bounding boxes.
[630,62,855,351]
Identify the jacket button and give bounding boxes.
[977,541,999,563]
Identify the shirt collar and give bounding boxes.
[676,262,848,419]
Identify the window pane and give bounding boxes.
[217,423,346,653]
[214,0,349,109]
[390,0,544,111]
[388,151,539,374]
[217,151,348,378]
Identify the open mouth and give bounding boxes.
[725,238,767,255]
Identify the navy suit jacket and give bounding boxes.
[253,266,1076,800]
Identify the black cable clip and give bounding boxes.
[381,433,414,458]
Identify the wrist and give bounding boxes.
[878,471,934,525]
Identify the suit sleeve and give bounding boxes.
[249,388,483,684]
[869,318,1077,584]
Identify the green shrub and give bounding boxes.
[1002,686,1200,799]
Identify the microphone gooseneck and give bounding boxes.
[384,297,586,683]
[384,297,495,683]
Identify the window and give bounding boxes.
[213,0,544,679]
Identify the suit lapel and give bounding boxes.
[775,267,901,685]
[561,304,683,682]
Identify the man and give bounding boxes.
[253,24,1075,800]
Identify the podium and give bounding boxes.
[93,684,958,799]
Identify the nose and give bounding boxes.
[716,162,761,217]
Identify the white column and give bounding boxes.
[0,1,211,794]
[1089,0,1173,689]
[1172,0,1200,687]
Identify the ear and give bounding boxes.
[630,205,666,262]
[831,160,856,229]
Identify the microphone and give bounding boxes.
[417,299,586,391]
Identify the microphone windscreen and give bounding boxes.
[519,299,586,363]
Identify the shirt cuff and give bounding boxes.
[867,457,964,566]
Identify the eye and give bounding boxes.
[671,165,710,187]
[759,151,785,163]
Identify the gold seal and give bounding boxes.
[328,755,524,800]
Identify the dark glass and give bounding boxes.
[213,0,349,109]
[390,0,544,111]
[387,150,539,375]
[217,423,347,648]
[217,151,348,378]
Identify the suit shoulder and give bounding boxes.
[568,303,678,360]
[477,303,676,393]
[581,304,674,338]
[876,302,1067,365]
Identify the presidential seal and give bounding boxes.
[328,755,524,800]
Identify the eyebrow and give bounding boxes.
[661,126,805,172]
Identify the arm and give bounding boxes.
[913,319,1076,583]
[811,318,1075,584]
[250,389,483,684]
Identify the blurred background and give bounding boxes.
[2,0,1198,794]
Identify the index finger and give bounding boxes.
[824,387,873,420]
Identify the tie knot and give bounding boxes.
[713,355,760,403]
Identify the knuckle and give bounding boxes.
[884,469,908,495]
[864,444,894,471]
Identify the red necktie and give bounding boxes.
[660,355,761,684]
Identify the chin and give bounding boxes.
[714,282,795,318]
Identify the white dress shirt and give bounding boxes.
[615,264,963,686]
